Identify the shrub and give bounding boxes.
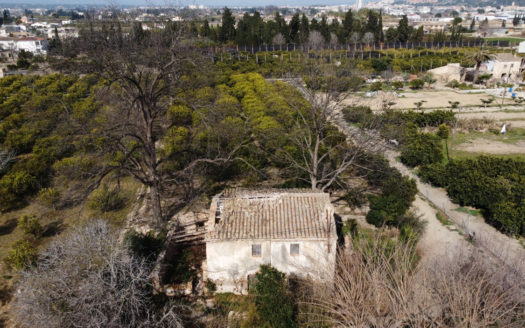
[446,79,460,88]
[347,75,365,92]
[490,201,522,236]
[392,81,404,90]
[252,265,297,328]
[370,81,383,91]
[18,215,43,238]
[409,79,425,90]
[87,184,125,212]
[4,239,38,270]
[400,133,443,167]
[418,163,448,187]
[342,106,372,124]
[476,73,492,84]
[342,219,358,237]
[124,230,165,260]
[37,187,60,208]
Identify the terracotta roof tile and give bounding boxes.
[206,189,336,240]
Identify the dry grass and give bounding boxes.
[302,236,525,328]
[456,117,498,132]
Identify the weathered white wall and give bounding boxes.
[492,61,521,80]
[206,239,336,294]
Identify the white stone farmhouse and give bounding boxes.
[480,53,524,82]
[204,189,337,294]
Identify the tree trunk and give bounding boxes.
[473,62,481,84]
[150,182,162,226]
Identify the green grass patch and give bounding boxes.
[454,206,481,217]
[436,211,453,226]
[484,37,525,43]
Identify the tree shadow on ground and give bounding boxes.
[42,219,65,238]
[0,219,17,237]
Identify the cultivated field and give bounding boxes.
[345,88,525,157]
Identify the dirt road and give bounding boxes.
[328,95,525,276]
[386,150,525,276]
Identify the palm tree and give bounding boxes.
[468,50,495,84]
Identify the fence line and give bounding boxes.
[210,40,516,55]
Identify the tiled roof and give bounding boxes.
[495,53,522,62]
[206,189,336,241]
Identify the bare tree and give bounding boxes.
[272,33,286,46]
[57,22,245,226]
[12,220,187,328]
[277,68,366,191]
[308,30,325,50]
[363,32,375,46]
[0,147,14,171]
[350,32,360,45]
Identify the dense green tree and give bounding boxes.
[437,123,450,160]
[400,133,443,167]
[319,15,331,43]
[201,19,211,38]
[385,27,398,42]
[289,13,300,43]
[397,15,410,42]
[342,9,354,43]
[252,265,297,328]
[299,13,309,43]
[219,7,236,42]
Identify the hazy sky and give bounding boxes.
[9,0,353,7]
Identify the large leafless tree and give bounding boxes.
[278,68,374,191]
[57,22,244,226]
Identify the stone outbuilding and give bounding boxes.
[428,63,464,83]
[204,188,337,294]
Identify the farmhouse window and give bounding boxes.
[290,243,300,256]
[252,244,261,257]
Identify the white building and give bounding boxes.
[0,37,48,54]
[518,41,525,54]
[204,189,337,294]
[480,53,524,81]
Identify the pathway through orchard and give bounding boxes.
[329,99,525,278]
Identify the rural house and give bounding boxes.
[204,189,337,294]
[480,53,525,82]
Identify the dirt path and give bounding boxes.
[387,151,525,276]
[412,196,471,263]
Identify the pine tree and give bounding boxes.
[397,15,410,42]
[342,9,354,43]
[513,15,520,26]
[299,13,309,44]
[219,7,236,42]
[470,18,476,31]
[201,19,211,38]
[320,15,330,43]
[378,10,384,42]
[289,13,300,43]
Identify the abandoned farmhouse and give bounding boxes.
[201,189,338,294]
